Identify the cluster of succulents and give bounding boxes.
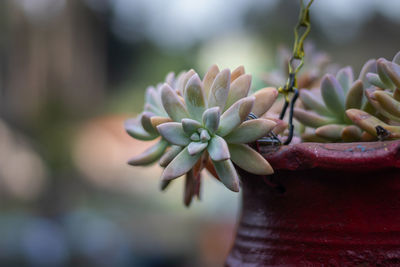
[293,51,400,142]
[125,66,280,206]
[125,46,400,203]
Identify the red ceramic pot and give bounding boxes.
[226,140,400,266]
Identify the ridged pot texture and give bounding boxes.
[226,140,400,266]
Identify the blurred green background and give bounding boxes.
[0,0,399,266]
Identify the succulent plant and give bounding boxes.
[346,51,400,139]
[263,43,334,89]
[294,65,365,142]
[126,65,280,206]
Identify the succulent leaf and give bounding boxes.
[161,147,202,181]
[188,141,208,156]
[315,124,345,141]
[377,58,395,89]
[229,143,273,175]
[346,109,388,137]
[345,80,364,110]
[208,69,231,110]
[157,122,190,146]
[200,129,211,142]
[128,139,168,166]
[299,90,331,116]
[374,91,400,117]
[202,107,220,133]
[160,180,172,191]
[336,66,353,93]
[207,135,230,161]
[141,112,158,135]
[225,74,252,109]
[203,64,220,98]
[150,116,173,128]
[231,65,245,82]
[212,159,240,192]
[159,145,183,167]
[125,118,157,141]
[341,125,362,142]
[217,96,255,136]
[384,61,400,88]
[359,59,377,87]
[366,73,387,89]
[178,69,196,95]
[161,84,189,122]
[393,51,400,65]
[184,74,206,122]
[182,118,202,135]
[321,74,345,115]
[251,87,279,117]
[224,119,276,144]
[293,108,335,128]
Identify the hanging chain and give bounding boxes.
[278,0,314,145]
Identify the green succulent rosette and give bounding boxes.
[126,65,280,206]
[294,65,365,142]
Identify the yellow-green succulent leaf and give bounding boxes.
[203,64,220,98]
[251,87,278,117]
[208,69,231,110]
[225,74,252,110]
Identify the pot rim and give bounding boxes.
[258,139,400,171]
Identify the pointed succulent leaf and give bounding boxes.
[145,86,162,111]
[301,132,330,143]
[341,125,362,142]
[157,122,190,146]
[212,159,240,192]
[177,69,196,95]
[161,147,202,181]
[268,117,288,135]
[190,132,200,141]
[251,87,279,117]
[184,74,206,122]
[161,84,189,122]
[217,96,255,136]
[394,88,400,102]
[141,112,158,135]
[366,73,387,89]
[225,74,252,110]
[336,66,354,92]
[229,143,273,175]
[165,72,175,86]
[377,58,395,89]
[160,180,172,191]
[181,118,202,135]
[321,74,345,115]
[393,51,400,65]
[299,90,331,116]
[202,107,220,133]
[128,139,168,166]
[315,124,345,141]
[125,118,157,140]
[208,69,231,110]
[359,59,377,87]
[159,145,183,167]
[207,135,230,161]
[345,80,364,110]
[231,65,245,82]
[224,119,276,144]
[188,141,208,156]
[384,61,400,88]
[346,109,389,137]
[294,108,336,128]
[150,116,172,128]
[374,91,400,117]
[203,64,220,98]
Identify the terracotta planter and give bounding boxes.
[226,140,400,266]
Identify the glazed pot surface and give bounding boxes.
[226,140,400,266]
